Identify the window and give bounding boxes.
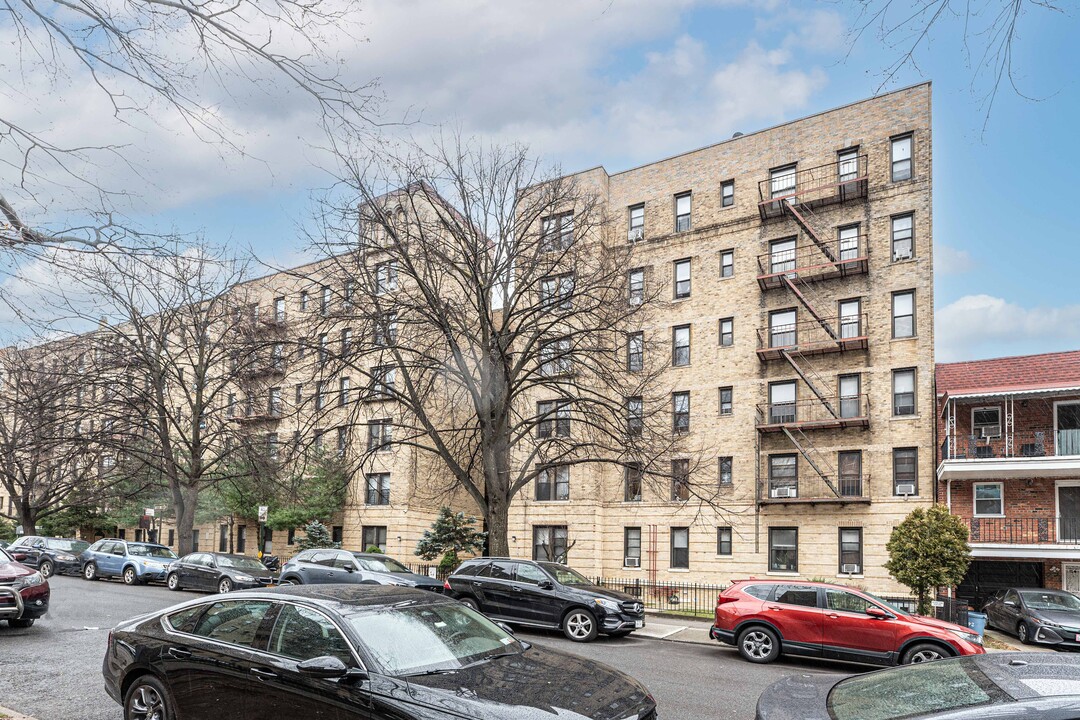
[893,369,916,416]
[718,456,733,486]
[672,325,691,366]
[343,280,355,309]
[541,212,574,252]
[974,483,1004,516]
[318,333,329,364]
[769,309,796,348]
[769,528,798,572]
[313,429,324,453]
[838,528,863,575]
[367,418,392,451]
[336,427,347,457]
[721,180,734,208]
[237,526,247,553]
[673,258,691,298]
[838,451,862,496]
[672,391,690,433]
[674,192,691,232]
[973,407,1001,439]
[287,528,295,545]
[768,455,797,498]
[219,526,228,552]
[274,297,286,322]
[770,238,796,274]
[535,465,570,502]
[192,601,273,647]
[365,473,390,505]
[670,527,689,569]
[339,377,350,407]
[271,343,285,370]
[892,291,915,338]
[315,381,328,411]
[300,290,309,311]
[770,165,796,199]
[718,386,733,416]
[838,225,859,261]
[268,387,282,416]
[375,261,398,294]
[775,584,816,606]
[540,273,574,311]
[626,396,643,436]
[893,448,918,495]
[268,604,353,666]
[839,299,861,339]
[769,381,796,424]
[891,135,913,181]
[839,374,861,419]
[624,463,643,502]
[671,459,690,500]
[628,268,644,305]
[891,214,914,261]
[624,528,641,566]
[628,204,644,242]
[294,383,303,405]
[341,328,353,358]
[536,400,571,438]
[226,393,236,418]
[838,148,859,183]
[372,366,396,397]
[362,526,386,551]
[717,527,732,556]
[267,432,279,461]
[374,313,398,346]
[720,249,734,278]
[320,285,331,315]
[627,332,644,372]
[167,529,175,547]
[719,317,734,347]
[533,525,568,563]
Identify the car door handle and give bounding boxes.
[471,581,482,586]
[511,586,522,593]
[766,606,782,611]
[250,668,277,680]
[826,613,840,619]
[167,647,192,659]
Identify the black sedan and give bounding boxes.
[103,585,657,720]
[166,552,277,593]
[6,536,89,577]
[984,587,1080,648]
[756,652,1080,720]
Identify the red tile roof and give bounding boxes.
[937,350,1080,396]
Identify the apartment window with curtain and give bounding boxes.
[673,258,691,298]
[671,459,690,501]
[320,285,331,315]
[770,309,796,348]
[627,332,644,372]
[540,337,572,376]
[268,387,282,417]
[626,396,643,437]
[533,526,568,563]
[628,268,645,305]
[974,482,1004,516]
[672,325,691,366]
[893,448,918,495]
[318,333,329,364]
[670,527,690,569]
[362,526,387,551]
[717,527,732,556]
[891,135,913,181]
[721,180,734,208]
[838,148,859,183]
[839,528,863,574]
[628,204,644,242]
[769,381,796,424]
[372,366,396,397]
[365,473,390,505]
[540,273,574,311]
[341,328,353,358]
[769,527,798,572]
[891,214,914,261]
[893,291,915,338]
[770,164,796,199]
[674,193,692,232]
[374,312,398,346]
[672,391,690,433]
[893,369,916,416]
[535,465,570,502]
[336,427,347,457]
[624,528,642,566]
[299,290,309,311]
[624,463,643,502]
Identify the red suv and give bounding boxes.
[710,580,984,666]
[0,546,50,628]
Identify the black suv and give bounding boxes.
[7,536,89,578]
[446,558,645,642]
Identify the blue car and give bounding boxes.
[80,539,178,585]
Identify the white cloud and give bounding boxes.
[936,294,1080,362]
[935,244,975,275]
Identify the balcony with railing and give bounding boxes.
[756,395,870,432]
[757,236,869,290]
[758,473,872,506]
[756,314,868,361]
[939,427,1080,480]
[961,516,1080,545]
[758,155,869,220]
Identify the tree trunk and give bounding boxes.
[17,499,36,536]
[172,483,200,555]
[486,496,510,557]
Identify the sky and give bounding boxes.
[1,0,1077,362]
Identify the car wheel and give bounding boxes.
[123,567,140,586]
[563,608,599,642]
[279,576,299,585]
[218,578,233,594]
[458,596,480,612]
[901,642,949,664]
[124,674,174,720]
[1018,622,1033,645]
[39,560,54,578]
[166,573,181,591]
[83,563,98,581]
[8,618,35,628]
[737,626,780,663]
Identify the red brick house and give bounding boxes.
[937,351,1080,608]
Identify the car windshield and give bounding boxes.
[858,590,911,617]
[343,603,523,676]
[45,539,89,553]
[537,562,591,586]
[216,555,266,571]
[355,556,411,574]
[128,544,178,559]
[1020,591,1080,611]
[828,660,1013,720]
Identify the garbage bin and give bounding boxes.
[966,611,988,639]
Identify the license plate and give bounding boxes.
[1075,633,1080,642]
[635,620,644,629]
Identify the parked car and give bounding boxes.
[0,547,50,628]
[984,587,1080,648]
[710,579,984,666]
[166,552,278,593]
[80,539,178,585]
[445,557,645,642]
[756,652,1080,720]
[278,549,444,592]
[7,535,90,577]
[102,585,657,720]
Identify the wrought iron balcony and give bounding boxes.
[756,395,870,432]
[756,235,869,290]
[940,428,1080,461]
[756,314,869,361]
[962,516,1080,545]
[758,155,869,220]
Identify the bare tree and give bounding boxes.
[296,137,702,556]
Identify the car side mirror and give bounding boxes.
[866,606,892,619]
[537,580,554,590]
[296,656,351,679]
[1004,600,1016,607]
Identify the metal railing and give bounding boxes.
[940,428,1080,461]
[756,236,869,285]
[963,516,1080,545]
[759,473,871,503]
[758,155,869,219]
[756,395,870,429]
[590,577,727,617]
[756,314,868,355]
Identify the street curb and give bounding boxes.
[0,705,37,720]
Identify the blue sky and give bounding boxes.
[2,0,1077,361]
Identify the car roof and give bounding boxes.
[227,584,452,610]
[730,578,857,589]
[947,653,1080,700]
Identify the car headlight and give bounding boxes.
[55,554,77,562]
[594,598,622,612]
[234,575,255,583]
[949,628,982,645]
[13,572,45,590]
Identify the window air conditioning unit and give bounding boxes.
[629,296,642,306]
[980,426,1001,439]
[893,249,912,262]
[624,557,641,568]
[896,483,916,496]
[771,487,797,499]
[628,227,644,243]
[841,564,860,574]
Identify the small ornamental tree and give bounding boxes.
[416,507,487,574]
[296,520,341,552]
[885,505,972,615]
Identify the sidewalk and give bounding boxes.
[0,705,36,720]
[639,611,715,645]
[983,628,1056,653]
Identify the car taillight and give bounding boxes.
[716,595,738,605]
[443,580,452,591]
[107,630,114,648]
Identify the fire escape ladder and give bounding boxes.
[785,202,836,263]
[780,274,839,342]
[782,426,841,497]
[780,348,838,418]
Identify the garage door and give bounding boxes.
[956,560,1043,609]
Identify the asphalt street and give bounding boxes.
[0,575,853,720]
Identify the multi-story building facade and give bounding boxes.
[938,350,1080,607]
[507,83,936,594]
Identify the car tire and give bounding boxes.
[124,674,175,720]
[563,608,599,643]
[901,642,950,664]
[83,563,98,581]
[123,567,141,586]
[8,618,35,628]
[166,573,182,591]
[279,576,300,585]
[218,578,233,594]
[737,626,781,663]
[458,596,480,612]
[1018,622,1033,645]
[38,560,54,578]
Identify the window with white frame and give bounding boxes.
[628,268,645,305]
[893,369,916,416]
[838,528,863,574]
[672,325,691,367]
[891,135,913,181]
[891,214,914,261]
[717,527,732,555]
[627,332,643,372]
[624,528,641,566]
[770,165,797,199]
[670,527,689,568]
[674,258,691,298]
[718,456,733,487]
[770,238,796,274]
[719,317,734,347]
[973,407,1001,439]
[628,204,644,242]
[838,148,859,183]
[718,386,733,416]
[974,482,1004,516]
[675,193,692,232]
[721,181,735,208]
[893,291,915,338]
[838,225,860,261]
[375,261,398,294]
[535,465,570,502]
[720,249,734,278]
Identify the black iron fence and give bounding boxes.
[589,577,728,617]
[404,562,451,581]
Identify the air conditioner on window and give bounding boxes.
[624,557,640,568]
[893,249,912,262]
[896,483,916,496]
[771,486,797,499]
[628,227,644,243]
[980,426,1001,439]
[841,564,860,574]
[629,295,642,306]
